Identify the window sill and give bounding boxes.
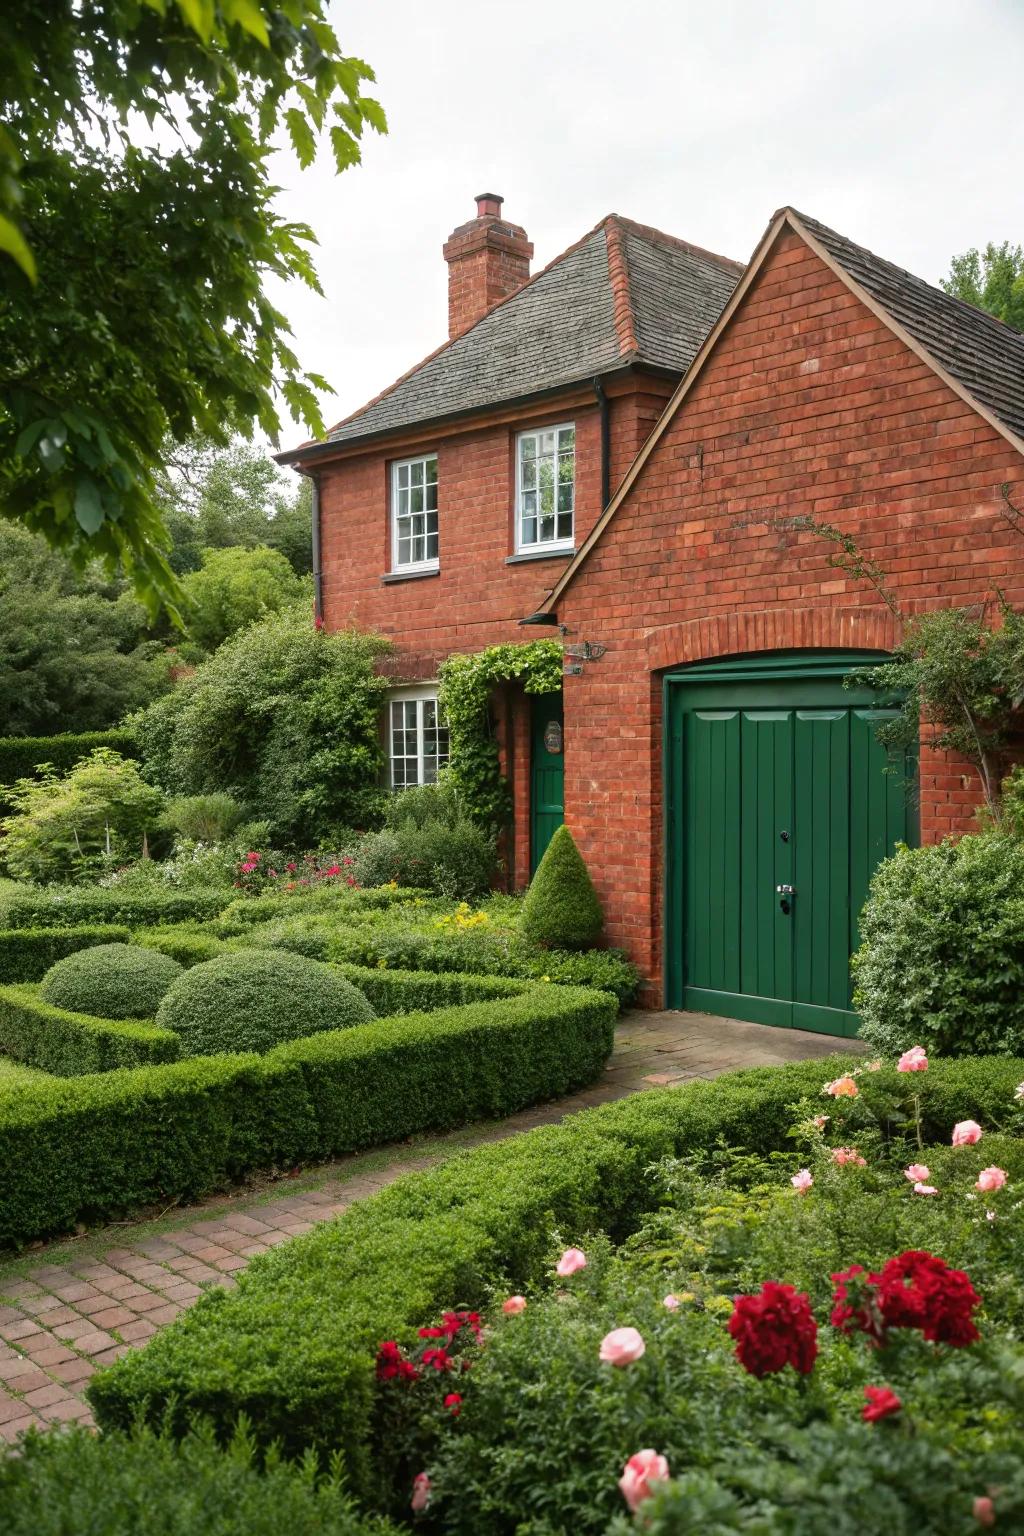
[506,546,575,566]
[381,566,440,584]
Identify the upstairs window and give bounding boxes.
[389,691,449,788]
[392,454,439,571]
[516,424,575,553]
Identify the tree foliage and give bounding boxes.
[941,241,1024,331]
[179,544,308,654]
[1,748,165,881]
[0,0,385,610]
[0,522,171,735]
[157,436,312,576]
[130,608,391,844]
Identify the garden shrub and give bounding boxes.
[162,791,247,843]
[353,817,496,900]
[89,1053,1024,1493]
[133,927,225,967]
[0,887,232,929]
[521,825,603,949]
[0,923,131,983]
[0,984,615,1245]
[854,833,1024,1056]
[0,1422,400,1536]
[0,729,140,789]
[155,950,375,1056]
[40,943,183,1020]
[211,885,423,934]
[0,984,180,1075]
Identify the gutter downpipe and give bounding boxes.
[592,375,610,510]
[308,469,323,625]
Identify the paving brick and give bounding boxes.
[86,1306,139,1330]
[23,1382,72,1410]
[49,1357,97,1386]
[117,1319,157,1344]
[90,1344,132,1367]
[21,1341,76,1368]
[143,1304,183,1326]
[0,1319,43,1343]
[0,1413,42,1440]
[72,1331,117,1357]
[0,1362,50,1392]
[42,1397,94,1423]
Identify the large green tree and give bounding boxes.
[0,523,171,735]
[179,543,308,653]
[157,436,312,576]
[0,1,384,611]
[941,241,1024,331]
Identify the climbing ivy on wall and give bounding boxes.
[439,641,563,829]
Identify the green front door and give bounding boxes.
[530,692,564,875]
[665,654,917,1036]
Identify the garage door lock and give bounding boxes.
[776,884,795,914]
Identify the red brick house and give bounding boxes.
[280,196,1024,1034]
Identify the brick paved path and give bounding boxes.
[0,1011,845,1439]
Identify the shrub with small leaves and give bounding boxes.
[521,825,603,949]
[155,949,374,1056]
[40,942,183,1020]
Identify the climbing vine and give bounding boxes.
[438,641,563,828]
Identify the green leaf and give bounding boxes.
[285,108,317,169]
[360,97,388,134]
[73,478,105,534]
[223,0,270,46]
[173,0,215,41]
[14,419,46,458]
[329,125,361,174]
[0,211,37,282]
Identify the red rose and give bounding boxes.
[862,1385,901,1422]
[444,1392,462,1416]
[831,1264,886,1344]
[877,1251,980,1347]
[422,1347,453,1372]
[728,1282,818,1377]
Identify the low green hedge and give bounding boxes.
[133,927,226,967]
[333,963,524,1014]
[0,984,181,1076]
[89,1054,1024,1497]
[211,886,426,935]
[0,729,140,787]
[0,984,615,1246]
[0,888,232,930]
[0,1422,400,1536]
[0,924,132,983]
[40,943,183,1021]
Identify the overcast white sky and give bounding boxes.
[269,0,1024,442]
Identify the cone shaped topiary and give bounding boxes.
[521,825,603,950]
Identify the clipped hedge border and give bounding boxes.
[0,729,140,787]
[89,1053,1024,1496]
[0,925,132,984]
[0,984,616,1247]
[0,984,180,1076]
[0,890,232,931]
[212,887,427,935]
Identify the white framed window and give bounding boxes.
[516,423,575,552]
[389,689,450,789]
[391,453,439,571]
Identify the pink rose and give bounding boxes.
[791,1168,813,1194]
[904,1163,931,1183]
[663,1294,681,1311]
[618,1449,670,1513]
[897,1045,928,1073]
[913,1182,938,1196]
[411,1473,431,1513]
[973,1495,996,1527]
[599,1327,646,1366]
[865,1060,883,1072]
[832,1148,866,1167]
[976,1167,1008,1193]
[502,1295,527,1314]
[825,1076,859,1098]
[555,1247,587,1277]
[953,1120,983,1147]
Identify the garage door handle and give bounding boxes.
[776,883,795,915]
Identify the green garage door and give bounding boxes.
[664,653,917,1036]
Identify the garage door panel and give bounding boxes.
[685,710,741,995]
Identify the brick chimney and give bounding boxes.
[443,193,533,340]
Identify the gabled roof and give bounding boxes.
[540,206,1024,614]
[303,216,743,452]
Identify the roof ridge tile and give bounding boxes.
[604,216,639,356]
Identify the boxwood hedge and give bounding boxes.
[0,984,181,1076]
[40,943,183,1021]
[88,1053,1024,1498]
[0,889,232,930]
[0,924,132,983]
[0,984,615,1246]
[0,1422,400,1536]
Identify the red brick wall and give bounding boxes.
[556,228,1024,993]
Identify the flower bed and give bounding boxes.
[0,983,616,1246]
[89,1052,1024,1516]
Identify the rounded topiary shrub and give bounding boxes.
[39,943,184,1020]
[853,832,1024,1057]
[155,949,375,1057]
[521,825,603,950]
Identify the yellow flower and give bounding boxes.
[541,975,550,983]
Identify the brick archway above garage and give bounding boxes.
[644,606,902,673]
